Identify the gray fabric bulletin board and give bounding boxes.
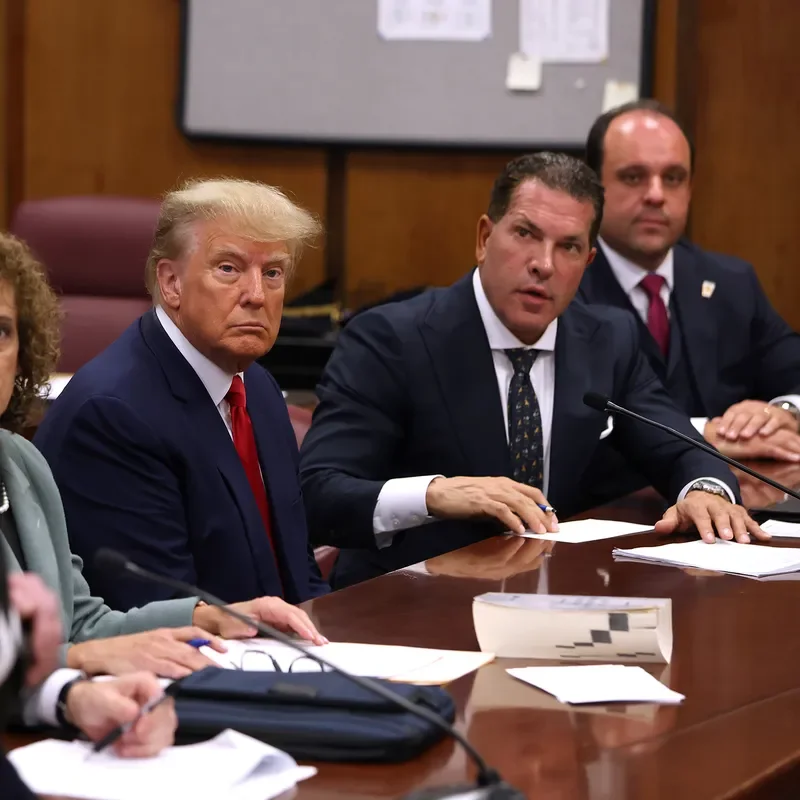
[179,0,654,148]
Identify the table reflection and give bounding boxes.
[735,461,800,509]
[422,535,555,581]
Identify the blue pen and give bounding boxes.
[187,638,211,648]
[537,504,557,514]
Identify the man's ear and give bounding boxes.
[156,259,182,310]
[586,246,597,267]
[476,215,494,265]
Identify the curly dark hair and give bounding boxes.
[0,234,60,433]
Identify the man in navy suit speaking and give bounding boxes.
[35,179,329,618]
[578,100,800,461]
[300,152,769,589]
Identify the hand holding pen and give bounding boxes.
[69,673,177,759]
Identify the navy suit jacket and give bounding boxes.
[578,240,800,416]
[34,310,328,610]
[299,272,739,588]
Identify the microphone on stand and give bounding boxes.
[94,548,524,800]
[583,392,800,503]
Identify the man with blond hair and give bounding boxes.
[35,178,330,613]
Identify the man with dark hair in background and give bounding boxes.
[300,152,768,589]
[580,100,800,464]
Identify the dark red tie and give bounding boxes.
[226,376,282,589]
[639,274,670,357]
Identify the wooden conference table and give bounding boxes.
[7,462,800,799]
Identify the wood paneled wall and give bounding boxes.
[17,0,328,298]
[3,0,800,326]
[0,0,7,227]
[688,0,800,328]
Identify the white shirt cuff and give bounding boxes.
[373,475,442,548]
[23,668,85,727]
[678,477,736,504]
[770,395,800,411]
[690,417,709,436]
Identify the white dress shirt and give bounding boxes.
[22,668,85,726]
[372,267,736,547]
[598,239,800,429]
[155,305,241,439]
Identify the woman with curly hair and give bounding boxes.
[0,233,241,680]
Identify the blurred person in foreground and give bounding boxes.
[0,233,323,680]
[35,179,329,611]
[1,550,175,799]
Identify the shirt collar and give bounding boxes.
[155,305,241,407]
[597,238,674,297]
[472,268,557,352]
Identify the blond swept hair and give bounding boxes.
[145,178,322,302]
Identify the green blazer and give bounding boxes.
[0,430,197,662]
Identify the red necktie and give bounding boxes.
[225,377,281,583]
[639,274,670,357]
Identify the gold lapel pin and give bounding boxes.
[701,280,716,298]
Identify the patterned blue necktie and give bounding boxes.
[505,348,544,489]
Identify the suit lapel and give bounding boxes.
[670,246,719,414]
[586,249,666,373]
[420,275,511,479]
[548,306,609,510]
[140,310,283,597]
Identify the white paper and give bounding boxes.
[512,518,653,543]
[39,372,72,400]
[200,639,492,684]
[602,78,639,112]
[519,0,609,63]
[8,729,316,800]
[505,52,542,91]
[378,0,491,41]
[507,664,684,705]
[761,519,800,538]
[613,539,800,578]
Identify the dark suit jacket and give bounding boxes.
[34,310,328,610]
[578,240,800,416]
[299,272,739,588]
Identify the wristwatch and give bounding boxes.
[775,401,800,431]
[56,675,87,734]
[686,480,730,500]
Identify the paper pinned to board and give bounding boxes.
[510,518,653,543]
[519,0,609,63]
[602,79,639,112]
[378,0,492,41]
[507,664,684,705]
[8,729,316,800]
[506,52,542,91]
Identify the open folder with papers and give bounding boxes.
[8,729,316,800]
[613,539,800,578]
[199,639,494,684]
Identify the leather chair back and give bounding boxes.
[12,196,159,372]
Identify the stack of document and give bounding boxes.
[9,729,315,800]
[199,639,494,684]
[512,518,653,543]
[613,539,800,578]
[472,593,672,663]
[507,664,684,705]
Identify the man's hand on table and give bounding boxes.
[705,417,800,462]
[425,476,558,535]
[655,491,769,544]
